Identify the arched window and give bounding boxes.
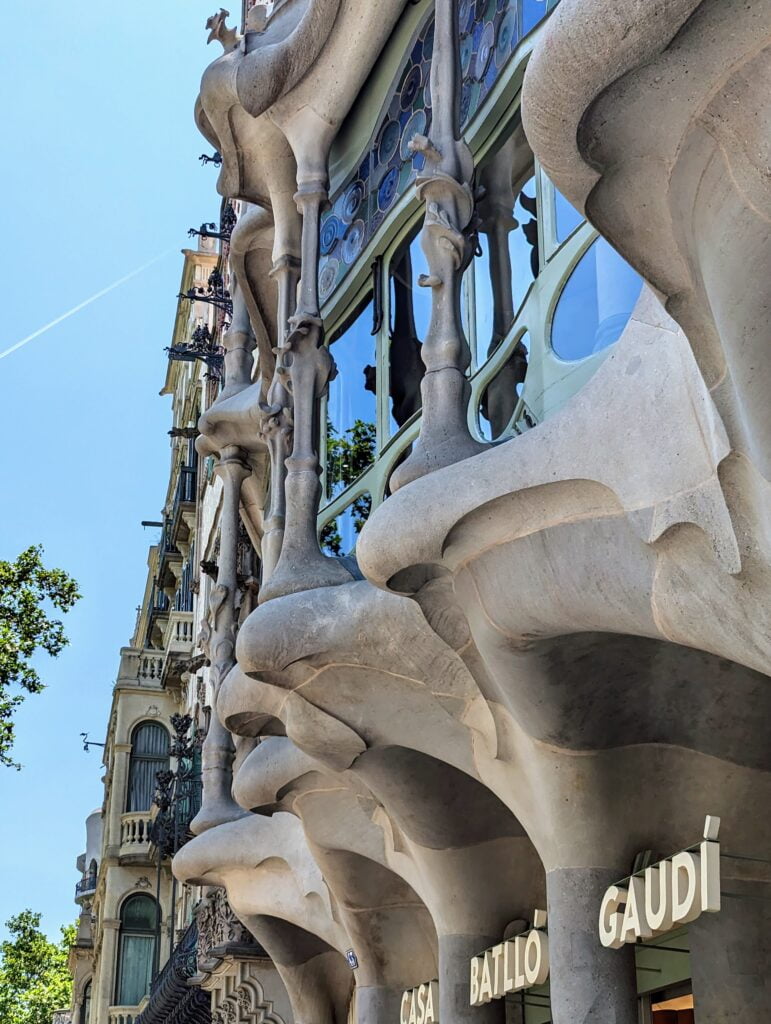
[126,722,169,812]
[79,980,91,1024]
[115,894,157,1006]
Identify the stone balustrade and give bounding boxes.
[120,812,153,853]
[108,1009,140,1024]
[137,652,164,683]
[164,611,194,651]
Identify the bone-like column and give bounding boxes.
[191,444,250,833]
[546,868,638,1024]
[258,180,353,602]
[258,255,300,581]
[390,0,485,491]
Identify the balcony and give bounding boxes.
[119,812,154,860]
[74,872,97,902]
[108,1008,141,1024]
[163,610,194,653]
[169,465,197,558]
[137,651,164,684]
[136,920,211,1024]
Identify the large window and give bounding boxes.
[126,722,169,813]
[115,894,157,1007]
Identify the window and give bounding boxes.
[551,237,643,361]
[80,981,91,1024]
[115,894,157,1007]
[126,723,169,813]
[387,224,428,433]
[326,297,377,501]
[320,493,373,557]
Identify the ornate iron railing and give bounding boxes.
[136,921,211,1024]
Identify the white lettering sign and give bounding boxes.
[469,911,549,1007]
[400,981,438,1024]
[599,815,721,948]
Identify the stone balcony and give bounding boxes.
[163,610,194,653]
[119,812,154,861]
[108,1007,141,1024]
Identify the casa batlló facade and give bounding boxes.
[64,0,771,1022]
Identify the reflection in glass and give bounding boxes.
[475,138,539,362]
[480,333,531,440]
[327,299,377,498]
[554,186,582,244]
[321,494,373,556]
[552,238,643,361]
[522,0,561,37]
[385,227,428,433]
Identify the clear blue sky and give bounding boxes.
[0,1,220,940]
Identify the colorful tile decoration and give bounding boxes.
[318,0,558,303]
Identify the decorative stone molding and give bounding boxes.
[196,887,254,969]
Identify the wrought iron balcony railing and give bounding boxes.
[136,920,211,1024]
[75,873,97,900]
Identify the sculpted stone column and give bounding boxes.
[192,445,250,834]
[547,868,637,1024]
[257,180,354,602]
[689,871,771,1022]
[257,255,299,582]
[390,0,484,490]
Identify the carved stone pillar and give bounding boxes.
[390,0,484,491]
[546,868,638,1024]
[689,874,771,1022]
[257,185,354,603]
[191,446,250,834]
[439,933,506,1023]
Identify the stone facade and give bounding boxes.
[68,1,770,1023]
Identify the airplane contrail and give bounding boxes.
[0,249,176,362]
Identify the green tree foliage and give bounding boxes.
[0,546,81,768]
[0,911,76,1024]
[322,420,376,555]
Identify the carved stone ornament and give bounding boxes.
[206,8,240,52]
[196,887,253,968]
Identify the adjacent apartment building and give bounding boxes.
[64,0,770,1022]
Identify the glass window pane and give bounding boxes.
[479,332,531,440]
[554,186,583,244]
[475,172,539,361]
[551,237,643,361]
[388,227,428,434]
[127,754,167,812]
[320,494,373,557]
[326,299,377,501]
[117,934,154,1006]
[121,895,157,931]
[131,723,169,757]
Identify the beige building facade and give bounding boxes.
[66,1,770,1022]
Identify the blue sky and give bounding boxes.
[0,1,220,940]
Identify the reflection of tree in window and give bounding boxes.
[321,491,373,557]
[323,419,375,554]
[476,129,539,437]
[327,299,377,497]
